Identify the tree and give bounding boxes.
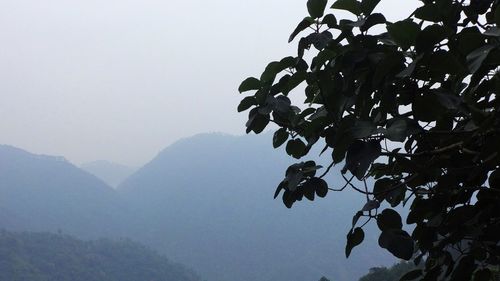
[238,0,500,280]
[359,262,419,281]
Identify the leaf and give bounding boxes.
[345,227,364,257]
[283,71,306,94]
[414,3,442,22]
[396,55,421,78]
[273,128,289,148]
[495,5,500,26]
[237,96,257,112]
[343,140,382,180]
[302,181,316,201]
[289,17,314,43]
[322,14,337,28]
[331,0,361,16]
[274,181,287,199]
[360,0,380,15]
[285,164,304,191]
[384,118,408,142]
[362,200,380,212]
[360,13,386,32]
[302,161,321,177]
[238,77,261,93]
[435,93,462,110]
[378,229,414,260]
[286,139,307,159]
[489,169,500,189]
[450,256,476,281]
[376,209,403,231]
[416,24,448,53]
[428,50,467,74]
[466,44,497,74]
[399,269,422,281]
[282,190,295,208]
[474,268,492,281]
[387,20,420,50]
[307,0,328,19]
[372,52,405,86]
[350,120,377,139]
[483,27,500,37]
[352,211,363,228]
[312,177,328,197]
[260,58,295,83]
[307,31,333,50]
[412,93,444,122]
[245,108,270,134]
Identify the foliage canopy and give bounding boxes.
[238,0,500,280]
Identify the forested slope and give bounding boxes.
[0,231,201,281]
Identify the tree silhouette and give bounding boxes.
[238,0,500,280]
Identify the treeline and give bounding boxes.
[320,262,418,281]
[0,230,201,281]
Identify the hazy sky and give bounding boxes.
[0,0,417,166]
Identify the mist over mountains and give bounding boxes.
[81,160,136,188]
[0,134,397,281]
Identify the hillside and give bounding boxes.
[118,133,398,281]
[0,230,201,281]
[0,134,399,281]
[0,145,128,238]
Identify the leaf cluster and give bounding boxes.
[238,0,500,280]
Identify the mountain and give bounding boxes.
[0,230,201,281]
[118,133,398,281]
[0,145,128,238]
[81,160,136,188]
[0,134,400,281]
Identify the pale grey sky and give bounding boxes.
[0,0,417,166]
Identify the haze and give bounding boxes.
[0,0,417,166]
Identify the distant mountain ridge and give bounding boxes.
[0,134,398,281]
[0,144,128,238]
[118,133,397,281]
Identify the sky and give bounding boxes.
[0,0,418,167]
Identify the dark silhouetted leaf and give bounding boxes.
[289,18,314,43]
[331,0,361,15]
[362,200,380,212]
[352,211,363,228]
[282,190,295,208]
[474,268,492,281]
[414,3,442,22]
[360,0,380,15]
[378,229,414,260]
[343,140,381,180]
[467,44,497,73]
[387,20,420,50]
[311,177,328,197]
[450,256,476,281]
[361,13,386,32]
[307,0,328,19]
[238,96,257,112]
[322,14,337,28]
[489,169,500,189]
[239,77,261,93]
[416,24,448,53]
[273,128,289,148]
[377,209,402,231]
[346,227,364,257]
[286,139,307,159]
